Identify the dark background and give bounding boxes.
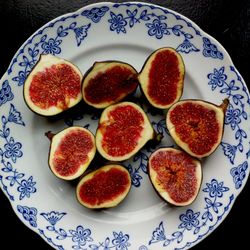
[0,0,249,249]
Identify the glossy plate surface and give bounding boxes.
[0,2,249,250]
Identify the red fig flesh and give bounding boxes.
[24,54,83,116]
[47,127,96,180]
[82,61,138,108]
[167,99,229,158]
[148,148,202,206]
[138,47,184,109]
[76,164,131,209]
[96,102,154,161]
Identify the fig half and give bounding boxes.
[24,54,83,116]
[148,148,202,206]
[96,101,155,161]
[138,47,184,109]
[167,99,229,158]
[46,126,96,180]
[82,61,138,108]
[76,164,131,209]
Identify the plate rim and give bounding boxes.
[0,1,249,250]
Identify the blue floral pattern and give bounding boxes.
[112,232,131,250]
[82,6,109,23]
[106,7,199,53]
[17,177,37,200]
[17,205,37,227]
[89,232,130,250]
[149,179,232,248]
[41,211,66,226]
[7,103,25,125]
[12,70,29,86]
[146,19,169,39]
[42,38,62,55]
[0,2,249,250]
[70,226,93,248]
[179,210,200,231]
[0,80,13,106]
[11,22,91,86]
[4,137,22,163]
[203,37,223,59]
[108,12,128,34]
[30,210,131,250]
[230,161,248,189]
[0,104,36,201]
[203,179,229,198]
[208,66,227,90]
[207,66,249,188]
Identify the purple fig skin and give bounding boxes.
[95,102,157,161]
[46,126,96,181]
[148,147,202,206]
[76,164,132,209]
[82,60,139,109]
[45,131,55,141]
[138,47,185,109]
[23,54,83,117]
[166,98,229,158]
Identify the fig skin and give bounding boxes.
[166,99,229,158]
[95,101,157,162]
[148,147,202,206]
[82,60,139,109]
[138,47,185,109]
[46,126,96,181]
[76,164,131,209]
[24,54,83,116]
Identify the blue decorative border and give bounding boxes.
[17,207,131,250]
[0,2,249,250]
[207,65,250,188]
[0,103,36,201]
[149,179,233,249]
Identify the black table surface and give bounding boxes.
[0,0,249,249]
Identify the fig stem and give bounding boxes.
[153,131,163,143]
[220,98,229,113]
[155,132,164,142]
[45,131,55,141]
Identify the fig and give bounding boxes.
[82,61,138,108]
[76,164,131,209]
[138,47,184,109]
[46,126,96,180]
[24,54,83,116]
[96,101,155,161]
[148,148,202,206]
[167,99,229,158]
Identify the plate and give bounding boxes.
[0,2,249,250]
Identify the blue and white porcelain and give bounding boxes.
[0,2,249,249]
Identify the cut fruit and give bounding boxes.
[46,126,96,180]
[24,54,83,116]
[82,61,138,108]
[96,101,155,161]
[138,47,184,109]
[167,99,229,158]
[148,147,202,206]
[76,164,131,209]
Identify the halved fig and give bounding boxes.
[82,61,138,108]
[96,101,155,161]
[138,47,184,109]
[148,148,202,206]
[24,54,83,116]
[76,164,131,209]
[46,126,96,180]
[167,99,229,158]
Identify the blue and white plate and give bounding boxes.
[0,2,249,249]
